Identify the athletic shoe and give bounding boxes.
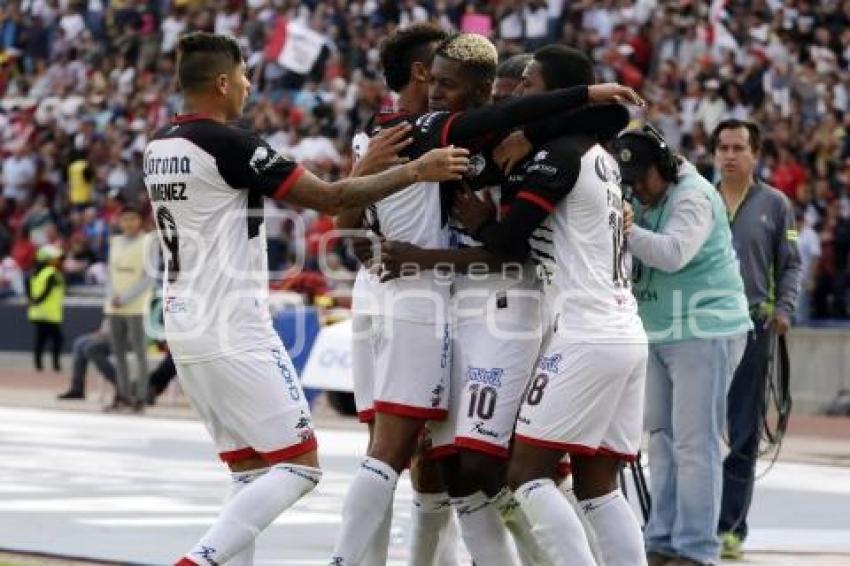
[721,532,743,560]
[57,390,85,400]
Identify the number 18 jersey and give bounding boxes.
[144,115,304,363]
[532,143,644,344]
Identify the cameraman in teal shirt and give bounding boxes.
[613,125,752,566]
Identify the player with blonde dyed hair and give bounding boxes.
[332,29,643,566]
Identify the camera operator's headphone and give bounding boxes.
[618,123,679,182]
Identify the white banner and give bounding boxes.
[278,21,326,75]
[301,318,353,392]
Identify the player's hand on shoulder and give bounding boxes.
[452,186,496,235]
[380,240,423,282]
[413,146,470,182]
[353,123,413,176]
[588,83,644,107]
[494,131,533,173]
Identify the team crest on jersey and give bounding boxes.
[249,146,283,174]
[534,150,549,162]
[415,112,444,133]
[595,154,621,183]
[466,154,487,178]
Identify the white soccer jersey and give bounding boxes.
[349,132,381,317]
[528,144,644,343]
[352,111,459,323]
[143,115,304,363]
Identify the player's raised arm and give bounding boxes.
[442,83,641,147]
[283,146,469,215]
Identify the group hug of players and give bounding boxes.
[333,26,648,566]
[157,24,651,566]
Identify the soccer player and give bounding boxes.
[145,32,470,566]
[454,45,648,566]
[332,32,642,564]
[337,24,456,566]
[492,53,533,102]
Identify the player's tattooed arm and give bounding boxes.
[283,146,470,215]
[335,123,414,230]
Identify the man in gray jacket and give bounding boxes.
[711,119,801,559]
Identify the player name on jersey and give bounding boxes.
[149,182,188,202]
[144,154,193,202]
[143,154,192,176]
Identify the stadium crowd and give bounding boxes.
[1,0,849,319]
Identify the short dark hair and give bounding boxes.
[496,53,533,80]
[533,45,595,90]
[176,32,243,93]
[379,23,448,92]
[710,119,761,154]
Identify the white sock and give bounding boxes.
[451,491,515,566]
[361,493,394,566]
[514,479,596,566]
[493,488,551,566]
[436,511,461,566]
[226,468,268,566]
[409,491,452,566]
[186,464,321,565]
[331,457,399,565]
[579,491,647,566]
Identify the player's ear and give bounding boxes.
[410,61,429,84]
[214,72,229,96]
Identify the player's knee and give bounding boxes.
[571,459,620,501]
[228,454,269,473]
[368,419,423,472]
[507,460,539,492]
[455,451,505,495]
[368,439,416,473]
[272,462,323,497]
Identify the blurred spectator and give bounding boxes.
[63,233,98,286]
[57,319,116,401]
[104,205,155,413]
[27,244,64,372]
[2,145,35,206]
[796,209,822,324]
[0,0,847,321]
[0,256,24,299]
[10,226,36,273]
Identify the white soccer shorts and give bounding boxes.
[427,289,542,459]
[351,313,377,423]
[515,336,648,461]
[176,345,316,465]
[372,315,451,420]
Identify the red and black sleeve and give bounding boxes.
[474,139,583,260]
